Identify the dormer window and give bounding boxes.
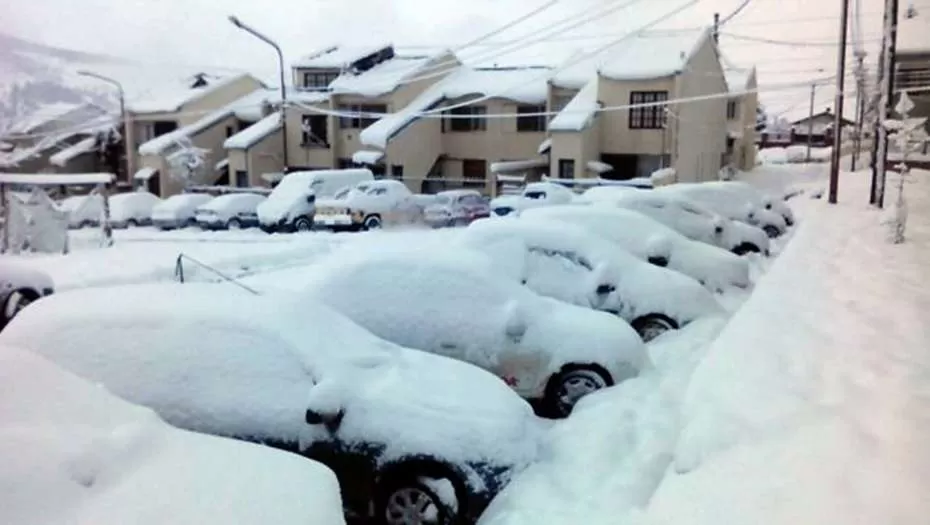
[303,71,339,90]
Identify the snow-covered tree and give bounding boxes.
[883,92,926,244]
[166,138,210,188]
[755,104,768,132]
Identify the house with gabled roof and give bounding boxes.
[724,66,759,170]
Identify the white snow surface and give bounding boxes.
[1,282,543,468]
[293,43,393,69]
[0,173,113,185]
[128,73,250,114]
[520,205,752,291]
[49,136,97,167]
[351,149,384,165]
[224,112,281,150]
[0,346,346,525]
[330,53,439,98]
[548,79,599,131]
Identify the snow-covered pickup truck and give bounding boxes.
[313,179,422,231]
[1,260,54,331]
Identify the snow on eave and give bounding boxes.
[0,172,114,185]
[351,149,384,165]
[358,84,446,149]
[128,72,254,114]
[548,79,600,132]
[223,113,282,150]
[490,159,547,173]
[598,28,712,82]
[49,136,97,167]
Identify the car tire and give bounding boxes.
[293,217,313,232]
[543,365,612,418]
[762,225,781,238]
[377,476,457,525]
[3,289,38,325]
[631,314,678,343]
[731,242,761,256]
[125,218,138,228]
[182,218,196,229]
[227,218,242,230]
[363,214,382,230]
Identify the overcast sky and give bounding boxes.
[4,0,925,118]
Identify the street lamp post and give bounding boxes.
[228,15,289,172]
[77,70,126,183]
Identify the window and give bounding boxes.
[558,159,575,179]
[301,115,329,147]
[152,121,177,137]
[462,159,487,188]
[726,100,738,120]
[446,106,487,132]
[303,71,338,90]
[629,91,668,129]
[226,126,234,138]
[516,105,546,132]
[338,104,386,129]
[390,165,404,180]
[337,158,353,169]
[235,170,248,188]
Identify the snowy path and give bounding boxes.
[479,167,930,525]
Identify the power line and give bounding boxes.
[721,31,885,47]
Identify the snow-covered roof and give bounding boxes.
[357,66,551,149]
[548,79,600,132]
[329,52,444,98]
[0,172,114,185]
[224,113,281,150]
[7,102,83,134]
[293,43,393,69]
[134,167,157,181]
[49,136,97,167]
[538,137,552,154]
[214,158,229,172]
[550,29,711,87]
[351,149,384,165]
[128,72,254,114]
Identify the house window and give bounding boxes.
[337,158,353,169]
[390,165,404,180]
[235,170,248,188]
[516,105,546,132]
[446,106,488,132]
[629,91,669,129]
[338,104,386,129]
[301,115,329,147]
[558,159,575,179]
[303,72,338,90]
[152,121,177,137]
[726,100,738,120]
[462,159,487,188]
[226,126,234,138]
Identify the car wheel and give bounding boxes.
[731,242,761,256]
[363,214,382,230]
[227,218,242,230]
[293,217,313,232]
[762,224,781,238]
[378,478,456,525]
[631,314,678,343]
[3,290,37,324]
[78,220,93,229]
[183,218,196,229]
[544,366,611,418]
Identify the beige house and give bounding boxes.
[545,28,728,185]
[896,48,930,132]
[724,67,759,170]
[129,72,265,196]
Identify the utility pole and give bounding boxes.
[77,71,127,183]
[713,13,720,43]
[828,0,851,204]
[806,83,816,162]
[850,50,867,171]
[877,0,900,208]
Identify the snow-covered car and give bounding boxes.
[488,182,576,218]
[489,194,532,217]
[458,219,723,342]
[580,189,772,256]
[194,193,266,230]
[710,180,796,226]
[108,191,161,228]
[257,169,374,233]
[1,283,543,525]
[0,346,346,525]
[150,193,214,230]
[301,246,649,418]
[0,260,54,331]
[58,194,103,229]
[423,189,491,228]
[656,182,788,238]
[520,205,752,291]
[314,179,422,231]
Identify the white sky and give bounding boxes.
[4,0,927,119]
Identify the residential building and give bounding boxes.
[895,49,930,132]
[724,67,758,170]
[129,72,265,196]
[790,110,854,148]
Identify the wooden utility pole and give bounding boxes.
[877,0,900,208]
[806,83,816,161]
[828,0,851,204]
[870,0,900,207]
[850,50,867,171]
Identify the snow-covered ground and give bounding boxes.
[477,167,930,525]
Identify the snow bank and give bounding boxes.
[648,170,930,524]
[0,346,346,525]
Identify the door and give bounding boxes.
[462,159,487,189]
[599,154,638,180]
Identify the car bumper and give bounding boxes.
[315,214,359,229]
[151,219,182,230]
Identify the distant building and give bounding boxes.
[790,110,854,147]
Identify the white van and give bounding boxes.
[257,169,374,233]
[195,193,266,230]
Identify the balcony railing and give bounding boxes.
[896,66,930,91]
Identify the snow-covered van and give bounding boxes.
[194,193,266,230]
[108,191,161,228]
[257,169,374,233]
[314,179,421,231]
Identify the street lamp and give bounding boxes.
[805,68,827,162]
[77,70,127,182]
[228,15,289,171]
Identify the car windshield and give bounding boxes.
[524,191,546,200]
[367,187,387,196]
[435,196,451,205]
[333,187,352,199]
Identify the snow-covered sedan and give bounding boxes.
[314,180,421,231]
[488,182,576,218]
[150,193,213,230]
[579,189,771,255]
[58,194,103,229]
[0,347,346,525]
[0,283,543,525]
[423,189,490,228]
[711,180,796,226]
[301,246,649,418]
[656,182,788,237]
[458,219,724,342]
[108,191,161,228]
[195,192,266,230]
[520,205,752,292]
[0,260,54,331]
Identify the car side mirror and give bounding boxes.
[305,408,344,432]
